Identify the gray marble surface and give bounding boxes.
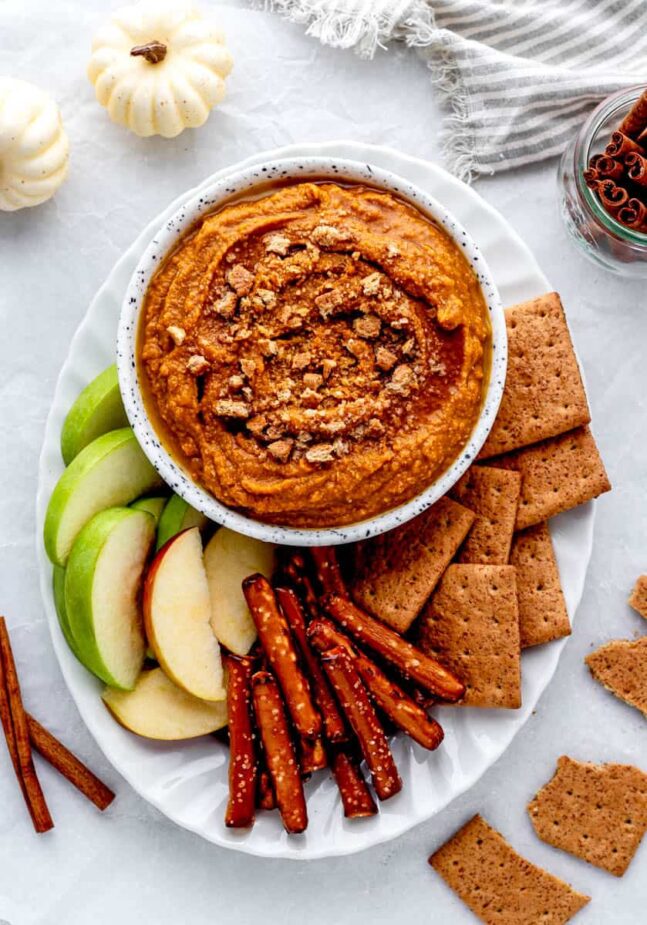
[0,1,645,922]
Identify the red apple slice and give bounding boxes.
[143,527,224,702]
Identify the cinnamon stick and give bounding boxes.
[619,89,647,140]
[597,179,630,215]
[595,155,625,180]
[625,152,647,187]
[0,618,53,833]
[583,167,600,189]
[617,197,647,230]
[26,714,114,811]
[605,131,645,159]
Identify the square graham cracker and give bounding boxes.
[429,814,590,925]
[418,564,521,708]
[528,756,647,877]
[586,637,647,719]
[510,522,570,648]
[479,292,590,459]
[629,575,647,619]
[490,426,611,530]
[450,465,521,565]
[348,497,475,634]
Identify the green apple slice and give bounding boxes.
[131,495,168,526]
[64,507,155,689]
[60,365,129,464]
[204,527,275,655]
[103,667,227,740]
[52,565,84,663]
[156,493,208,550]
[143,527,225,701]
[44,427,163,566]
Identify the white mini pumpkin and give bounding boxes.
[88,0,233,138]
[0,78,69,212]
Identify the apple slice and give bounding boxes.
[60,365,129,464]
[131,494,168,526]
[52,564,84,663]
[44,427,163,566]
[204,527,275,656]
[156,493,209,550]
[65,507,155,689]
[143,527,224,701]
[103,667,227,740]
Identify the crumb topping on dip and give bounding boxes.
[139,181,490,527]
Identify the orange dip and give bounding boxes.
[139,181,490,527]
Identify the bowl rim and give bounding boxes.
[117,156,507,546]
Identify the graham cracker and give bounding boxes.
[429,814,590,925]
[628,575,647,619]
[585,637,647,718]
[490,426,611,530]
[479,292,590,459]
[418,564,521,708]
[348,496,475,634]
[510,522,571,648]
[450,465,521,565]
[528,756,647,877]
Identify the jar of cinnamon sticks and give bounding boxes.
[559,85,647,276]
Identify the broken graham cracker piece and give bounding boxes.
[528,756,647,877]
[510,522,570,648]
[429,814,590,925]
[585,637,647,718]
[418,564,521,708]
[479,292,590,459]
[490,425,611,530]
[348,497,475,634]
[628,575,647,619]
[450,465,521,565]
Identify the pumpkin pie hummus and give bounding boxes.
[139,181,490,527]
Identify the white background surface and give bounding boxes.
[0,1,645,923]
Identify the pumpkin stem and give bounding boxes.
[130,40,167,64]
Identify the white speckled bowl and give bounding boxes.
[117,158,506,546]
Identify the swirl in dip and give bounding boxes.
[139,181,490,527]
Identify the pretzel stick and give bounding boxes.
[243,575,321,740]
[255,733,276,811]
[280,552,321,621]
[224,654,257,829]
[299,735,327,777]
[251,671,307,834]
[329,745,377,819]
[275,587,347,744]
[324,595,465,702]
[309,547,349,598]
[320,647,401,801]
[0,618,53,833]
[308,620,444,750]
[26,715,114,811]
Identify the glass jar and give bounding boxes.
[558,86,647,277]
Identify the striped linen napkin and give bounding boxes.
[258,0,647,181]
